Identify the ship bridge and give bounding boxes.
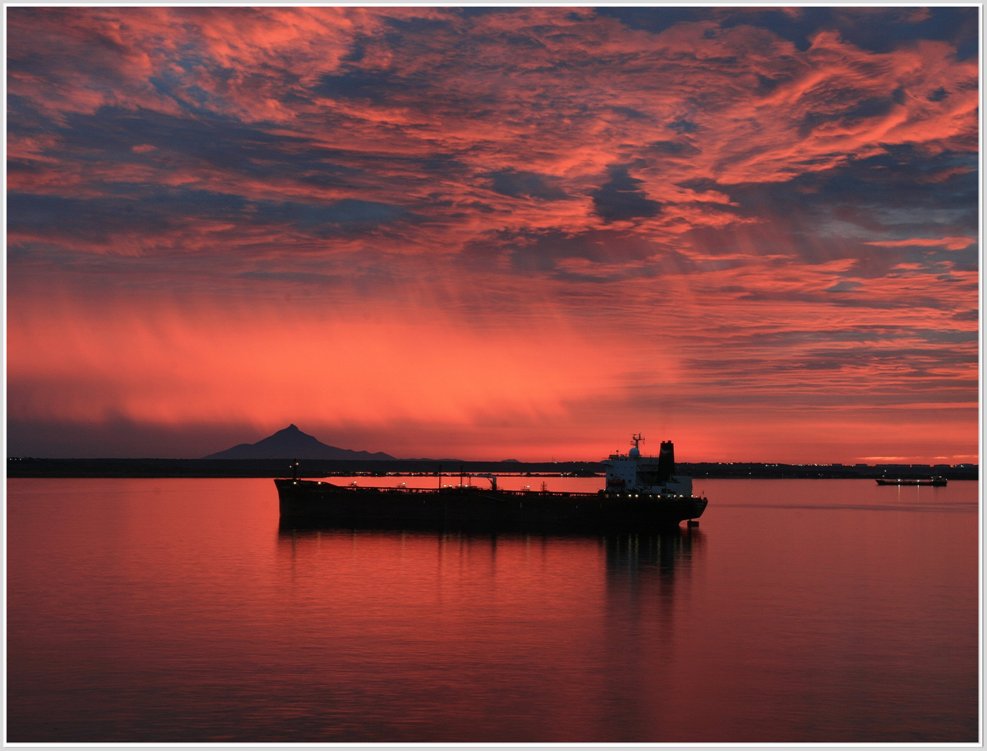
[605,435,692,496]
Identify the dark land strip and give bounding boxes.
[7,457,978,481]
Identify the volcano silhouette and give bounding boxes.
[204,424,393,460]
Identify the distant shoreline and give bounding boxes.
[6,457,979,481]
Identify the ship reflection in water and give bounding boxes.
[272,523,705,742]
[602,528,702,577]
[276,522,703,577]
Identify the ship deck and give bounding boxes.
[282,480,698,500]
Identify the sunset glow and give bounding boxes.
[5,6,979,463]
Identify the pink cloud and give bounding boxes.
[865,236,976,251]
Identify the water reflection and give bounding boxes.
[601,530,706,742]
[603,528,703,576]
[270,524,707,740]
[9,478,975,742]
[276,522,704,579]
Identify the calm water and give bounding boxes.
[6,477,980,743]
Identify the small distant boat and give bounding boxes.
[875,477,947,487]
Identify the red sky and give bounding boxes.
[5,6,980,463]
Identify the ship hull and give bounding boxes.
[276,479,707,532]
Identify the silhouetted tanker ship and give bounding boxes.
[276,434,708,531]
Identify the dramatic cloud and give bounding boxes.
[5,7,979,462]
[591,166,663,224]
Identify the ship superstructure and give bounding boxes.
[604,434,693,496]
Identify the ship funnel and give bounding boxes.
[657,441,675,481]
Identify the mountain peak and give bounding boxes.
[203,425,394,461]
